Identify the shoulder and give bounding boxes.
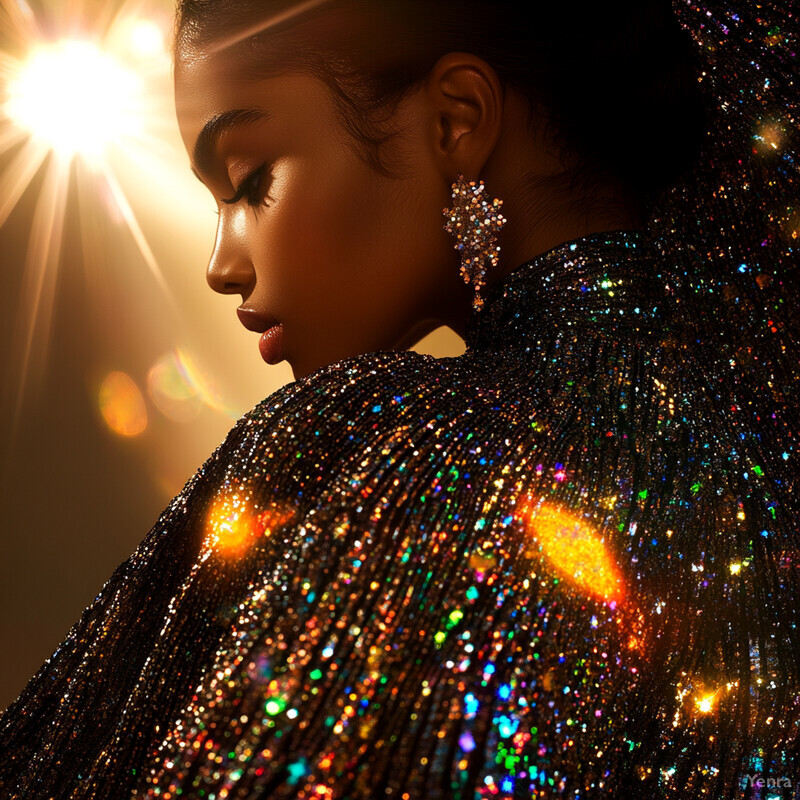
[251,350,449,416]
[213,350,476,503]
[243,349,462,435]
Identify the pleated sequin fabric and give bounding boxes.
[1,0,799,797]
[1,230,798,800]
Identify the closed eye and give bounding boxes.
[221,164,272,208]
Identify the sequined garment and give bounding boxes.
[1,0,798,797]
[0,230,797,799]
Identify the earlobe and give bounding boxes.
[427,52,503,174]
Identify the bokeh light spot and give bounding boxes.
[126,20,165,57]
[98,371,147,437]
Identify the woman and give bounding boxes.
[1,0,798,798]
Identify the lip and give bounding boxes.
[236,306,280,333]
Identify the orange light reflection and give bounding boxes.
[205,495,295,558]
[520,500,624,603]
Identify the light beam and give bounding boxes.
[5,39,144,159]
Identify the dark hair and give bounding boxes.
[175,0,709,215]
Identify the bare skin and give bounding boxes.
[175,48,642,380]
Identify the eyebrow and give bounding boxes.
[192,108,273,177]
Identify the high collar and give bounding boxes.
[464,229,667,353]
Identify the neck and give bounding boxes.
[463,229,664,354]
[495,178,645,283]
[441,86,647,339]
[446,211,645,340]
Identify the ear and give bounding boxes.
[424,52,504,179]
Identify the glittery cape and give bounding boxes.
[1,0,799,798]
[0,230,797,800]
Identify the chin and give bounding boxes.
[289,352,327,382]
[290,363,308,381]
[287,354,305,381]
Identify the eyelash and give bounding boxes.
[220,164,271,209]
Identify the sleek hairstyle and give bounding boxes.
[175,0,708,215]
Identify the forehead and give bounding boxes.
[173,49,333,159]
[175,49,259,139]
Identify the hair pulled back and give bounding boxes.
[176,0,708,213]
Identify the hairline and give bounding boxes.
[175,33,425,180]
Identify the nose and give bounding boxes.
[206,213,254,295]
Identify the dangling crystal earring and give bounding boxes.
[442,173,507,311]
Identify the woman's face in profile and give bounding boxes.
[174,48,468,380]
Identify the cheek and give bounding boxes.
[255,157,392,305]
[241,161,329,299]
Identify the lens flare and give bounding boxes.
[98,371,148,437]
[147,351,203,423]
[210,0,334,53]
[5,39,143,159]
[173,348,242,419]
